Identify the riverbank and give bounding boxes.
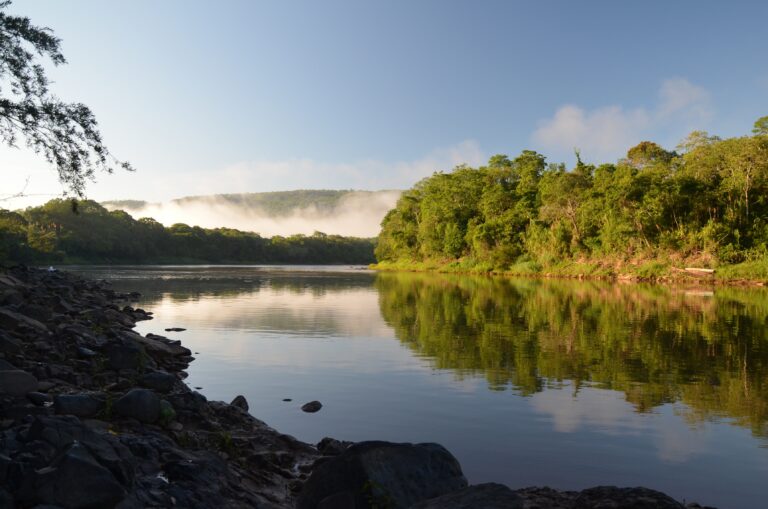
[0,266,717,508]
[371,257,768,286]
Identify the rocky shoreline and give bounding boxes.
[0,266,716,508]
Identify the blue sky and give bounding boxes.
[3,0,767,206]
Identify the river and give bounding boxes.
[70,265,768,509]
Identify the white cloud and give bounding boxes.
[1,140,485,210]
[532,78,712,161]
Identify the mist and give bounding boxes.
[103,191,401,237]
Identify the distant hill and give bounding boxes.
[101,189,402,237]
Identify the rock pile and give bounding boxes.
[0,266,319,508]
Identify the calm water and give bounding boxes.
[71,265,768,509]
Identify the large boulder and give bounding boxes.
[34,442,126,508]
[409,483,523,509]
[0,369,38,396]
[297,441,467,509]
[114,388,160,423]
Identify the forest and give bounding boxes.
[375,118,768,279]
[0,199,375,264]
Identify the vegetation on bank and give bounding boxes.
[374,118,768,282]
[0,199,375,264]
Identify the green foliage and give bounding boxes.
[0,199,375,264]
[376,126,768,273]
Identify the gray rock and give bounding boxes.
[230,395,249,411]
[410,483,523,508]
[54,394,105,418]
[301,400,322,413]
[297,441,467,509]
[0,358,17,370]
[0,333,22,355]
[317,437,352,456]
[573,486,686,509]
[114,388,160,423]
[27,392,52,406]
[104,342,145,371]
[139,371,176,393]
[34,442,126,508]
[0,369,38,396]
[0,308,49,334]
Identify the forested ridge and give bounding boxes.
[102,189,399,217]
[375,118,768,279]
[0,200,375,264]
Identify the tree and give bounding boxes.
[754,116,768,136]
[0,1,130,198]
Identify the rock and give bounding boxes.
[512,486,581,509]
[410,483,523,508]
[317,437,352,456]
[301,400,322,413]
[53,394,105,418]
[104,342,145,371]
[0,333,22,355]
[0,369,38,396]
[297,441,467,509]
[114,389,160,423]
[164,327,186,332]
[230,395,249,411]
[139,371,176,393]
[0,359,17,370]
[282,398,292,402]
[27,392,52,406]
[573,486,686,509]
[34,442,126,508]
[0,308,49,334]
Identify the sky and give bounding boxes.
[2,0,768,209]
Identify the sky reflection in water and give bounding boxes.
[72,266,768,509]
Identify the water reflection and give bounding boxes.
[68,266,768,508]
[375,272,768,438]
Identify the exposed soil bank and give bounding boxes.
[0,267,716,508]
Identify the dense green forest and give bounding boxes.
[0,200,375,264]
[376,118,768,279]
[376,272,768,437]
[103,189,399,217]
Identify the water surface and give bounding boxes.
[71,265,768,508]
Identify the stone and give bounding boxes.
[0,333,22,355]
[297,441,467,509]
[104,342,145,371]
[409,483,524,508]
[53,394,104,418]
[0,308,49,334]
[0,369,38,396]
[164,327,186,332]
[573,486,686,509]
[0,359,17,370]
[27,392,52,406]
[139,371,176,393]
[317,437,351,456]
[301,400,322,413]
[34,442,126,508]
[230,395,249,411]
[114,388,161,423]
[159,399,176,424]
